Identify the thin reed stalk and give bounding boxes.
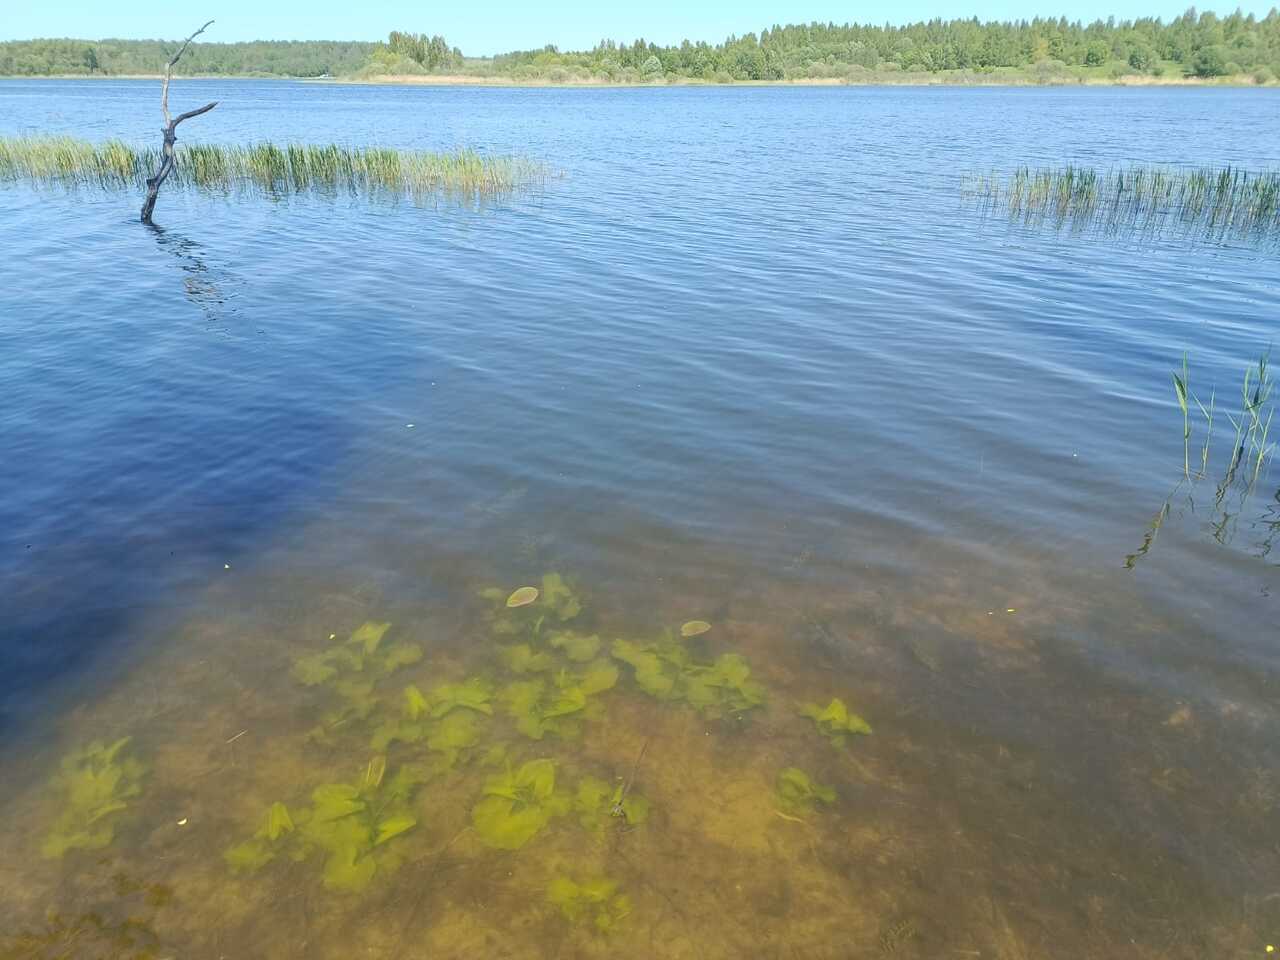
[0,136,545,203]
[964,163,1280,244]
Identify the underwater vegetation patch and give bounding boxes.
[574,775,650,831]
[0,136,547,205]
[612,633,766,717]
[482,572,584,641]
[470,758,572,850]
[775,767,836,815]
[41,737,146,859]
[799,698,872,747]
[291,621,423,743]
[370,680,494,761]
[501,660,618,740]
[547,874,632,934]
[225,755,420,893]
[964,164,1280,245]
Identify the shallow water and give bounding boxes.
[0,80,1278,959]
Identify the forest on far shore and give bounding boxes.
[3,9,1278,83]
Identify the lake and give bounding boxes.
[0,79,1277,959]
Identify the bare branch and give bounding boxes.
[173,101,219,126]
[143,19,218,224]
[161,20,214,126]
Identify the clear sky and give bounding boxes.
[5,0,1275,56]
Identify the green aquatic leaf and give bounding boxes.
[380,640,423,673]
[575,776,649,831]
[540,572,582,621]
[507,585,540,607]
[547,874,630,933]
[548,630,601,662]
[471,759,568,850]
[429,677,494,718]
[578,659,618,696]
[680,620,712,637]
[613,639,765,716]
[427,710,485,763]
[264,801,295,841]
[224,801,298,873]
[292,758,420,892]
[403,684,430,720]
[350,620,391,655]
[291,652,338,686]
[41,737,146,860]
[374,813,417,846]
[502,643,555,674]
[798,698,872,747]
[776,767,836,814]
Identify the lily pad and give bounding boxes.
[507,586,540,608]
[680,620,712,638]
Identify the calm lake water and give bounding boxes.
[1,79,1277,959]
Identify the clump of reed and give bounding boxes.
[965,164,1280,244]
[0,136,545,204]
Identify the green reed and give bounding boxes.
[0,136,544,203]
[965,164,1280,243]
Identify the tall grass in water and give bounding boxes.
[0,136,544,203]
[965,164,1280,244]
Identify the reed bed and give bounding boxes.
[0,136,544,203]
[965,164,1280,244]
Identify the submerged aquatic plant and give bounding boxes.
[0,136,546,205]
[612,635,766,717]
[471,758,571,849]
[226,756,420,893]
[370,681,492,764]
[775,767,836,815]
[482,573,584,643]
[41,737,146,859]
[573,776,650,831]
[501,660,618,740]
[547,875,632,933]
[798,698,872,747]
[964,163,1280,245]
[292,621,423,743]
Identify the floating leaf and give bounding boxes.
[798,698,872,747]
[776,767,836,814]
[507,586,540,608]
[680,620,712,638]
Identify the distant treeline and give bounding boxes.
[0,39,375,77]
[3,9,1279,82]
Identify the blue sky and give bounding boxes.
[6,0,1275,55]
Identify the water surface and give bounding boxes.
[1,80,1278,959]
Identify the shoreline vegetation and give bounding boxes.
[0,137,544,202]
[3,11,1279,87]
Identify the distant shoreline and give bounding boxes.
[1,71,1273,89]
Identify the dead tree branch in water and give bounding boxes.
[140,19,218,225]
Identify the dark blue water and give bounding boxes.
[0,80,1277,957]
